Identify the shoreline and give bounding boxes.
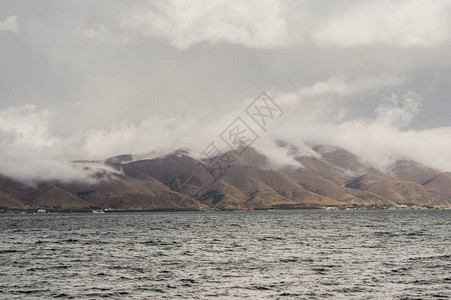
[1,205,450,214]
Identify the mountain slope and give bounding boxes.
[0,175,34,209]
[389,159,442,184]
[58,173,208,210]
[33,184,92,209]
[346,174,450,207]
[423,172,451,197]
[1,145,451,211]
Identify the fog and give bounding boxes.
[1,0,451,184]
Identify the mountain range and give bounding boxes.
[1,144,451,211]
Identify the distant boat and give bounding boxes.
[92,210,105,214]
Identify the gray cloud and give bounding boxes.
[122,0,290,49]
[1,0,451,183]
[0,15,18,33]
[313,0,451,48]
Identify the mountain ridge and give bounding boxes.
[1,144,451,211]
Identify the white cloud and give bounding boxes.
[122,0,290,49]
[0,15,18,33]
[313,0,451,48]
[0,105,116,185]
[271,89,451,173]
[84,24,128,44]
[275,74,407,115]
[0,105,57,148]
[375,92,422,127]
[2,1,451,188]
[0,104,239,184]
[1,91,451,186]
[297,74,406,98]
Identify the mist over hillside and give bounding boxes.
[2,143,450,211]
[1,0,451,208]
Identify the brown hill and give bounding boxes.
[33,184,92,210]
[346,174,450,207]
[313,145,370,176]
[203,164,336,210]
[0,175,34,209]
[1,145,451,211]
[389,159,441,184]
[423,172,451,197]
[58,173,208,211]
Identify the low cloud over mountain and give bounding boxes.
[1,145,450,211]
[1,1,451,198]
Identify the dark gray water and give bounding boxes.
[0,210,450,299]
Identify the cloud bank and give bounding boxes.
[1,1,451,185]
[313,0,451,48]
[122,0,451,50]
[0,15,18,33]
[122,0,290,49]
[2,84,451,185]
[0,105,118,185]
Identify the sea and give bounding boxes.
[0,210,450,299]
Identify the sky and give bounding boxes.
[1,0,451,183]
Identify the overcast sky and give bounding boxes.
[1,0,451,183]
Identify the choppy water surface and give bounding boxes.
[0,210,450,299]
